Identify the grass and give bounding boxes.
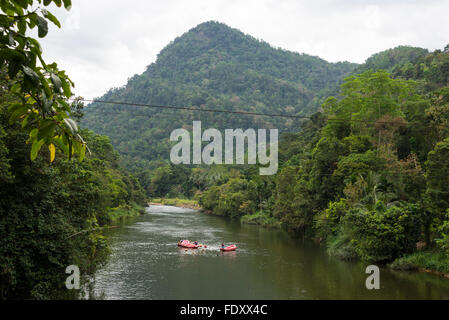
[107,202,146,223]
[390,251,449,274]
[150,198,200,209]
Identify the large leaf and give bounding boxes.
[42,10,61,28]
[22,66,40,85]
[63,0,72,10]
[78,144,86,162]
[50,73,62,92]
[60,77,72,98]
[9,106,29,125]
[31,139,45,160]
[36,15,48,38]
[37,120,56,141]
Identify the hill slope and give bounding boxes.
[82,21,357,167]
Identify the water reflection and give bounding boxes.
[93,205,449,300]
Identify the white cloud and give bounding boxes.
[37,0,449,98]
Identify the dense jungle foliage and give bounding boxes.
[82,21,356,185]
[0,0,147,299]
[0,70,147,298]
[199,46,449,266]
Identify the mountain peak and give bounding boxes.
[190,20,236,33]
[168,20,254,54]
[84,22,357,163]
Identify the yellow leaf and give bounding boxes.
[49,144,55,163]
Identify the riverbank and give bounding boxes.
[107,202,147,223]
[389,251,449,278]
[149,198,201,210]
[240,211,281,228]
[326,235,449,279]
[149,199,278,228]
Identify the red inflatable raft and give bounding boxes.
[220,244,237,252]
[178,240,199,249]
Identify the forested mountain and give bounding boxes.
[355,45,429,73]
[82,21,356,171]
[199,45,449,267]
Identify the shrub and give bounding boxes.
[315,198,348,239]
[342,201,422,263]
[436,209,449,252]
[390,251,449,274]
[327,232,358,261]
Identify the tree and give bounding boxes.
[425,138,449,245]
[342,201,421,263]
[0,0,85,162]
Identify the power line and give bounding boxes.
[76,98,424,126]
[72,98,446,177]
[80,99,312,119]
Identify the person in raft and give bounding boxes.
[194,241,198,245]
[221,243,225,249]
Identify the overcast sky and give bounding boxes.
[38,0,449,99]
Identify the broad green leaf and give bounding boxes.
[29,128,39,139]
[18,19,27,34]
[42,97,53,113]
[7,59,21,78]
[42,10,61,28]
[27,38,42,54]
[78,144,86,162]
[36,15,48,38]
[50,73,62,92]
[31,139,45,160]
[63,0,72,10]
[10,83,21,93]
[15,0,29,8]
[7,102,23,113]
[53,135,69,154]
[21,113,33,128]
[9,106,29,125]
[68,139,72,160]
[37,120,56,141]
[0,48,26,62]
[72,139,80,156]
[28,12,37,28]
[60,77,71,98]
[22,66,40,85]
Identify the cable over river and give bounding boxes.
[93,206,449,299]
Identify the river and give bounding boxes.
[93,205,449,299]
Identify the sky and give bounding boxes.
[37,0,449,99]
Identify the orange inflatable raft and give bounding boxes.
[177,240,199,249]
[220,244,237,252]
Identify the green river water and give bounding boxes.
[93,205,449,299]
